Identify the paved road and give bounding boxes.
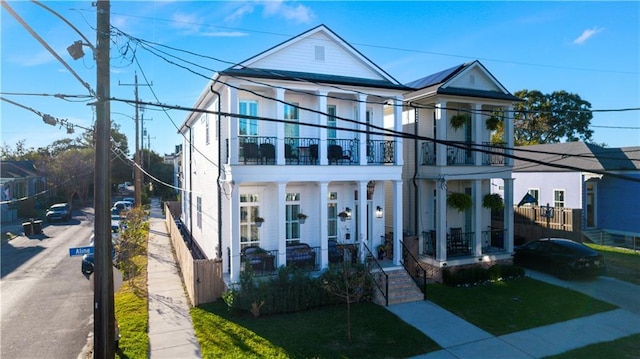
[1,209,95,359]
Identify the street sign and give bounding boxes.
[69,246,94,256]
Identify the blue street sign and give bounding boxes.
[69,246,94,256]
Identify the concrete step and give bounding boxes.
[372,268,425,305]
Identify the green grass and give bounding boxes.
[426,277,617,336]
[192,300,440,358]
[546,333,640,359]
[585,243,640,285]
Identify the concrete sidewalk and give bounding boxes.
[147,198,202,358]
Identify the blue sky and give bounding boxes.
[2,1,639,157]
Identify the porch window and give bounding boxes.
[328,192,338,241]
[527,189,539,206]
[286,193,301,242]
[284,103,299,139]
[553,190,565,208]
[327,105,337,139]
[196,196,202,228]
[239,100,258,136]
[240,193,260,249]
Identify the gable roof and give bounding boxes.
[404,60,521,102]
[1,161,39,179]
[514,142,640,173]
[219,24,408,90]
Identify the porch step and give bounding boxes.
[582,229,615,245]
[372,268,425,306]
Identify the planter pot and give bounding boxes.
[256,222,263,228]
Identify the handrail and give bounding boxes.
[400,240,427,300]
[362,242,389,306]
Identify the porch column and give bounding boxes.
[230,181,241,281]
[358,94,367,165]
[435,102,447,166]
[228,87,239,165]
[275,88,285,165]
[504,105,514,167]
[435,179,448,261]
[318,181,329,269]
[394,96,403,166]
[393,180,403,265]
[503,178,515,252]
[276,182,287,268]
[472,103,482,166]
[317,90,328,165]
[357,180,368,260]
[472,180,482,256]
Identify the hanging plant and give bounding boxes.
[485,108,503,131]
[254,216,264,227]
[482,193,504,210]
[338,211,349,221]
[447,192,472,212]
[296,212,308,223]
[450,114,469,130]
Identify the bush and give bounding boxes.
[443,264,525,286]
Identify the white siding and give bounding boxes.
[446,67,500,92]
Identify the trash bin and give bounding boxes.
[22,221,34,236]
[32,220,43,234]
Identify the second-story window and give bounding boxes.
[327,105,337,140]
[239,100,258,136]
[284,103,299,139]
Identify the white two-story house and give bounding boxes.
[398,61,519,279]
[179,25,408,283]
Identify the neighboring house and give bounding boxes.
[0,160,47,220]
[179,25,408,282]
[496,142,640,244]
[398,61,519,278]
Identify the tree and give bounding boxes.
[1,140,41,161]
[509,89,594,145]
[36,148,94,204]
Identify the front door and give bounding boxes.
[586,182,597,228]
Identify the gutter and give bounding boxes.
[411,103,419,236]
[210,83,223,259]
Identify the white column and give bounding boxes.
[318,182,329,268]
[318,90,328,166]
[472,103,482,166]
[504,178,515,252]
[230,181,241,281]
[504,105,514,166]
[472,180,482,256]
[435,179,448,261]
[394,96,403,166]
[228,87,238,165]
[358,94,367,165]
[393,180,403,265]
[435,101,447,166]
[358,180,368,260]
[275,88,285,165]
[276,182,287,267]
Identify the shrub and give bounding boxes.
[443,264,525,286]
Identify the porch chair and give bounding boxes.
[242,142,260,164]
[309,144,319,164]
[259,143,276,164]
[328,144,350,164]
[449,227,465,254]
[285,144,299,163]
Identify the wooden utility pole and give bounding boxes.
[94,1,115,357]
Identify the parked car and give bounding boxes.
[122,197,135,207]
[112,201,132,214]
[513,238,606,279]
[45,203,71,222]
[81,234,118,275]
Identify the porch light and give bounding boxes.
[345,207,352,219]
[375,206,383,218]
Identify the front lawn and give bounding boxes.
[426,277,617,336]
[192,300,440,358]
[585,244,640,285]
[547,333,640,359]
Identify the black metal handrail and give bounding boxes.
[421,141,436,165]
[482,142,506,165]
[367,139,395,164]
[362,242,389,306]
[284,137,320,165]
[447,143,475,165]
[327,138,359,165]
[239,136,277,164]
[400,240,427,300]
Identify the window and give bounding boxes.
[205,114,210,145]
[527,189,539,206]
[553,190,565,208]
[196,196,202,228]
[327,105,337,139]
[284,103,299,139]
[327,192,338,241]
[286,193,301,242]
[239,100,258,136]
[240,194,260,249]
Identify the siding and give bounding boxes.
[597,174,640,234]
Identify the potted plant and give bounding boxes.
[447,192,472,212]
[485,109,502,131]
[482,193,504,210]
[296,212,308,224]
[377,244,386,260]
[254,216,264,227]
[450,113,469,130]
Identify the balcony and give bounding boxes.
[239,136,277,165]
[482,142,506,165]
[420,141,506,167]
[367,140,395,164]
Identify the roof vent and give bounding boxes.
[470,75,475,85]
[315,45,325,61]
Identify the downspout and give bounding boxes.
[186,123,194,247]
[411,103,419,237]
[210,83,223,259]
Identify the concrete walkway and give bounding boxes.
[389,271,640,359]
[147,198,202,358]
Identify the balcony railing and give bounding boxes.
[482,228,507,254]
[367,140,395,164]
[239,136,277,165]
[421,142,436,165]
[327,138,359,165]
[482,142,506,165]
[447,144,475,166]
[284,137,319,165]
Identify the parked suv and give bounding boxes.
[45,203,71,222]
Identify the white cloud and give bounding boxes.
[201,31,249,38]
[171,12,204,34]
[225,3,255,23]
[262,1,315,24]
[573,27,604,45]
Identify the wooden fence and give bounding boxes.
[164,201,224,305]
[511,206,582,243]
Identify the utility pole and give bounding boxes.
[118,74,152,206]
[141,111,152,183]
[94,1,115,357]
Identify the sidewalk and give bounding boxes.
[388,272,640,359]
[147,198,202,358]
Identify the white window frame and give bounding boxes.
[239,100,258,136]
[285,192,301,242]
[527,188,539,206]
[553,189,565,208]
[240,193,261,249]
[327,192,338,241]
